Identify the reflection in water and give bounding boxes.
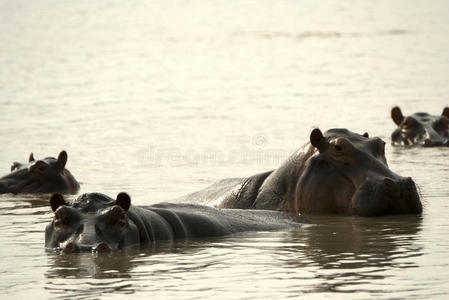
[44,240,223,298]
[45,252,137,298]
[283,215,423,294]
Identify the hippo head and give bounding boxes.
[295,128,422,216]
[45,192,140,252]
[0,151,79,194]
[391,106,449,146]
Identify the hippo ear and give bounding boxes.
[50,193,67,212]
[116,192,131,211]
[310,128,329,153]
[363,132,369,138]
[11,162,21,172]
[29,153,35,163]
[56,151,67,171]
[442,107,449,118]
[391,106,404,125]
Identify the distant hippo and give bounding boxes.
[0,151,79,194]
[182,128,422,216]
[391,106,449,146]
[45,192,305,252]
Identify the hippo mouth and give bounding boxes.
[20,181,37,193]
[393,132,426,146]
[342,174,358,213]
[19,181,50,194]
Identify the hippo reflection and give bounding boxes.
[183,128,422,216]
[277,215,423,293]
[0,151,79,194]
[45,192,305,252]
[391,106,449,146]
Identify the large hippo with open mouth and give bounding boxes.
[182,128,422,216]
[45,192,305,252]
[391,106,449,146]
[0,151,79,194]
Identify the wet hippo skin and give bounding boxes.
[391,106,449,146]
[183,128,422,216]
[0,151,79,194]
[45,192,305,252]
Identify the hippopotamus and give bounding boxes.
[0,151,79,194]
[391,106,449,146]
[45,192,305,252]
[182,128,422,216]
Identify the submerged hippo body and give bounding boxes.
[0,151,79,194]
[45,192,305,252]
[184,128,422,216]
[391,106,449,146]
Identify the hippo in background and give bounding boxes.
[391,106,449,146]
[0,151,79,194]
[181,128,422,217]
[45,192,305,252]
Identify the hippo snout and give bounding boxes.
[94,243,112,253]
[355,176,422,216]
[62,241,112,253]
[63,241,79,253]
[382,176,422,215]
[397,177,422,214]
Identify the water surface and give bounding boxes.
[1,0,449,299]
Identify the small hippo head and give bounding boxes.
[45,192,140,252]
[0,151,79,194]
[295,128,422,216]
[391,106,449,146]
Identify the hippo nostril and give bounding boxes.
[95,243,111,253]
[405,177,414,185]
[76,224,84,235]
[424,139,432,147]
[383,178,395,187]
[64,242,78,253]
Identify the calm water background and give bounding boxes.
[1,0,449,299]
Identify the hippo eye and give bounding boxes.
[32,161,48,174]
[54,211,68,226]
[402,117,416,129]
[109,206,126,227]
[53,207,75,227]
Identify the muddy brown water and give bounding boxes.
[1,1,449,299]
